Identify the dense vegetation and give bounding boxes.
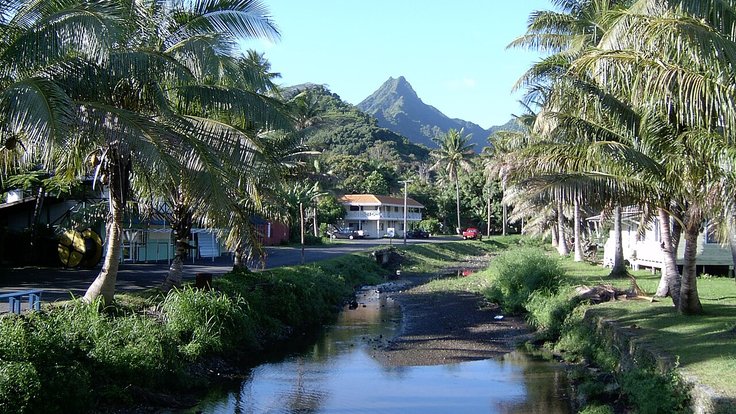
[0,253,386,412]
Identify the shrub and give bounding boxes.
[0,361,41,413]
[89,314,178,384]
[418,218,441,234]
[620,369,690,414]
[525,287,580,340]
[162,287,256,359]
[579,404,615,414]
[554,306,618,371]
[484,248,564,313]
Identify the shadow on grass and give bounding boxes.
[588,303,736,390]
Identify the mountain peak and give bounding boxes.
[370,76,420,103]
[358,76,496,150]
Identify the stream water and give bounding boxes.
[187,287,572,414]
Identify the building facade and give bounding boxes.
[337,194,424,238]
[594,211,733,276]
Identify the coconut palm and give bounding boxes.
[0,1,123,170]
[31,0,283,303]
[568,0,736,313]
[509,0,630,258]
[430,128,475,234]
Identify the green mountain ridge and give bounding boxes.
[282,83,431,164]
[357,76,518,151]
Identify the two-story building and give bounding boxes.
[337,194,424,238]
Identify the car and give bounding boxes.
[406,229,430,238]
[329,229,365,239]
[462,227,482,240]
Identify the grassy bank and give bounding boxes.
[0,241,496,413]
[561,260,736,398]
[0,253,387,413]
[418,237,736,413]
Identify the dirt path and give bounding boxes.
[371,278,532,367]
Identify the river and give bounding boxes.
[187,286,572,413]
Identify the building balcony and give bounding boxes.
[345,211,422,221]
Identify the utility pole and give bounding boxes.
[400,180,413,246]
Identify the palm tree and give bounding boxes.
[509,0,629,258]
[0,1,122,174]
[568,0,736,313]
[430,128,475,234]
[44,0,281,303]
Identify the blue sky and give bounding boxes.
[243,1,553,129]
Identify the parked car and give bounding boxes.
[462,227,482,240]
[329,229,365,239]
[406,229,430,238]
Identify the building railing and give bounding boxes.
[345,211,422,221]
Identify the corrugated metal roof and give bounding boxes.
[339,194,424,208]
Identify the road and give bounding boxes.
[0,236,457,312]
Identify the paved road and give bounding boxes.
[0,236,458,312]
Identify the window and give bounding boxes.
[652,219,661,242]
[705,222,719,244]
[394,206,399,212]
[350,206,360,211]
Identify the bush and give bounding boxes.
[525,287,580,340]
[484,248,564,313]
[620,369,690,414]
[418,218,441,234]
[0,251,387,411]
[0,361,41,413]
[162,287,256,359]
[579,404,615,414]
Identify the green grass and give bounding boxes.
[401,237,736,402]
[558,255,736,396]
[588,281,736,395]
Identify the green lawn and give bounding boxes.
[561,254,736,396]
[588,277,736,395]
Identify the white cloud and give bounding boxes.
[446,78,478,91]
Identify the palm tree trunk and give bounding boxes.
[679,210,703,315]
[84,190,123,304]
[551,208,559,247]
[300,202,305,264]
[313,206,318,237]
[557,200,569,256]
[84,147,129,304]
[573,199,583,262]
[455,177,461,234]
[610,205,628,278]
[28,186,46,262]
[502,181,508,236]
[655,209,681,307]
[233,241,247,270]
[729,216,736,280]
[162,206,192,292]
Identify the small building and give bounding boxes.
[337,194,424,238]
[595,212,733,275]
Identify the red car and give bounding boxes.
[462,227,482,240]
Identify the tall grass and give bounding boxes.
[484,248,564,313]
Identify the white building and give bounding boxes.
[337,194,424,238]
[594,211,733,275]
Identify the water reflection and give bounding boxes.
[191,287,571,414]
